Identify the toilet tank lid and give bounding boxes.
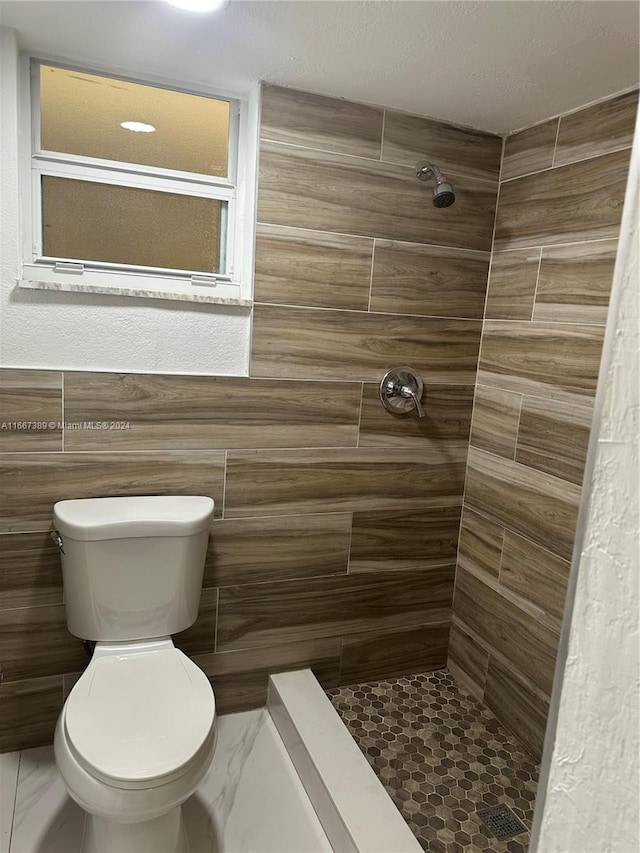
[53,496,215,541]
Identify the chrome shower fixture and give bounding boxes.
[415,161,456,208]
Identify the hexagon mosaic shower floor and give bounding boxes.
[327,670,539,853]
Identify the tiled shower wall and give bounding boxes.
[0,85,501,752]
[449,89,639,760]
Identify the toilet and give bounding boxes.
[52,495,217,853]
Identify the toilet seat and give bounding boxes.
[64,646,215,790]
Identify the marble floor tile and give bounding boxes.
[187,710,332,853]
[6,712,331,853]
[9,745,84,853]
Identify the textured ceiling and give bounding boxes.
[1,0,638,133]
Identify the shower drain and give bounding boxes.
[477,803,527,840]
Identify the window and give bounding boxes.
[21,60,256,304]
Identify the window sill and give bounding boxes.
[18,277,253,308]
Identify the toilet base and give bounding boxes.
[82,806,189,853]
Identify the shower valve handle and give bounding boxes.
[379,367,426,418]
[401,384,425,418]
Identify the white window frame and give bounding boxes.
[19,56,257,305]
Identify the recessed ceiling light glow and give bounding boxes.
[120,121,156,133]
[165,0,227,12]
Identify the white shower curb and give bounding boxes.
[268,670,422,853]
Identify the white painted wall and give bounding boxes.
[0,27,252,376]
[532,108,640,852]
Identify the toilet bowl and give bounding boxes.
[55,639,216,852]
[51,496,217,853]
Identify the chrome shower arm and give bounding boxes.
[416,161,445,182]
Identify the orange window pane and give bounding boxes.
[42,176,225,274]
[39,65,230,178]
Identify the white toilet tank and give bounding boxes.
[53,496,215,641]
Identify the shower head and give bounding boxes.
[415,161,456,208]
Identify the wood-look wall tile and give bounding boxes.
[469,385,521,459]
[173,588,218,656]
[194,638,341,714]
[217,567,454,651]
[64,373,360,451]
[369,240,490,319]
[340,623,449,685]
[359,383,474,447]
[483,656,549,761]
[484,249,540,320]
[251,304,482,383]
[465,447,581,561]
[0,603,87,682]
[494,148,631,250]
[478,320,605,405]
[555,90,638,168]
[453,568,558,696]
[260,85,384,159]
[0,533,63,610]
[499,530,570,630]
[458,505,504,579]
[501,119,558,181]
[349,508,460,572]
[0,370,62,452]
[533,239,617,324]
[0,675,63,752]
[258,142,498,251]
[382,111,502,182]
[205,513,351,588]
[0,452,225,533]
[224,447,466,518]
[447,621,489,699]
[254,224,373,310]
[516,396,594,486]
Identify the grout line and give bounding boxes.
[8,750,22,853]
[60,373,65,452]
[496,525,507,587]
[530,247,544,320]
[460,495,571,565]
[220,451,228,519]
[213,588,220,653]
[477,137,503,355]
[481,316,606,328]
[481,134,505,318]
[255,223,492,255]
[462,556,562,639]
[469,443,582,488]
[475,384,595,411]
[379,109,386,161]
[355,382,365,449]
[256,299,483,323]
[499,140,633,184]
[551,116,561,168]
[489,235,620,253]
[452,613,554,703]
[256,221,374,243]
[455,136,504,610]
[260,136,388,164]
[345,512,354,576]
[366,242,375,312]
[260,135,499,186]
[512,393,525,462]
[0,437,470,456]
